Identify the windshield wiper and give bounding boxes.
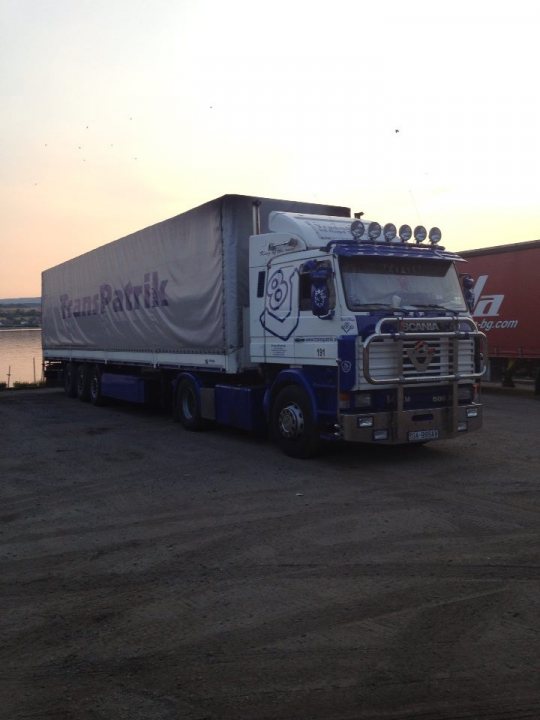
[352,303,396,310]
[402,303,459,313]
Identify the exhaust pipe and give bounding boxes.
[252,200,261,235]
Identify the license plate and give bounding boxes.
[408,429,439,442]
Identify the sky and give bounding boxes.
[1,0,539,297]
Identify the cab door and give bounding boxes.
[294,258,341,365]
[259,260,300,363]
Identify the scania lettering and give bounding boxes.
[42,194,486,457]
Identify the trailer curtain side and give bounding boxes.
[42,194,349,360]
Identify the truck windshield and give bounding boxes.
[339,256,467,312]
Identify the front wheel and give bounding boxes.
[271,385,319,458]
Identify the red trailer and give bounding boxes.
[460,240,540,392]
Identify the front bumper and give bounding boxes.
[339,403,483,444]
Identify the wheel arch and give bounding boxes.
[172,371,202,398]
[265,369,317,422]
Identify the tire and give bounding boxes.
[76,364,90,401]
[89,365,105,406]
[175,377,206,431]
[271,385,319,458]
[64,362,77,398]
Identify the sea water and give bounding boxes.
[0,329,43,385]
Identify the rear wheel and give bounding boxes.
[89,365,105,406]
[76,364,90,401]
[271,385,319,458]
[64,362,77,398]
[175,377,206,431]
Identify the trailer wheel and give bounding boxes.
[271,385,319,458]
[175,377,206,431]
[89,365,105,406]
[76,364,90,401]
[64,362,77,398]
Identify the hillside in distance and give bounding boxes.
[0,299,41,328]
[0,297,41,306]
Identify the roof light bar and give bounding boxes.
[347,219,442,247]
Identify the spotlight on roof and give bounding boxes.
[414,225,427,244]
[383,223,397,243]
[429,226,442,245]
[399,224,412,243]
[368,222,382,241]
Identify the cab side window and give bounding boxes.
[299,272,312,311]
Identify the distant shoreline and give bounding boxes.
[0,301,41,329]
[0,326,41,331]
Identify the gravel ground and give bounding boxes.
[0,388,539,720]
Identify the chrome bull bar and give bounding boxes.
[362,316,487,386]
[361,317,487,438]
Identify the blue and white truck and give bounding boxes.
[42,194,485,457]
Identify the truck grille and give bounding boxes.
[360,336,476,387]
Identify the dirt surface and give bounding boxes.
[1,389,539,720]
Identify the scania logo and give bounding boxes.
[406,340,436,371]
[402,321,439,332]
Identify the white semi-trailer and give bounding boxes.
[42,194,485,457]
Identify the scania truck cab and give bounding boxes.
[249,211,485,456]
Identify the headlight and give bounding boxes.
[357,416,374,428]
[354,393,372,408]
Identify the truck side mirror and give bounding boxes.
[461,274,475,313]
[310,266,334,319]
